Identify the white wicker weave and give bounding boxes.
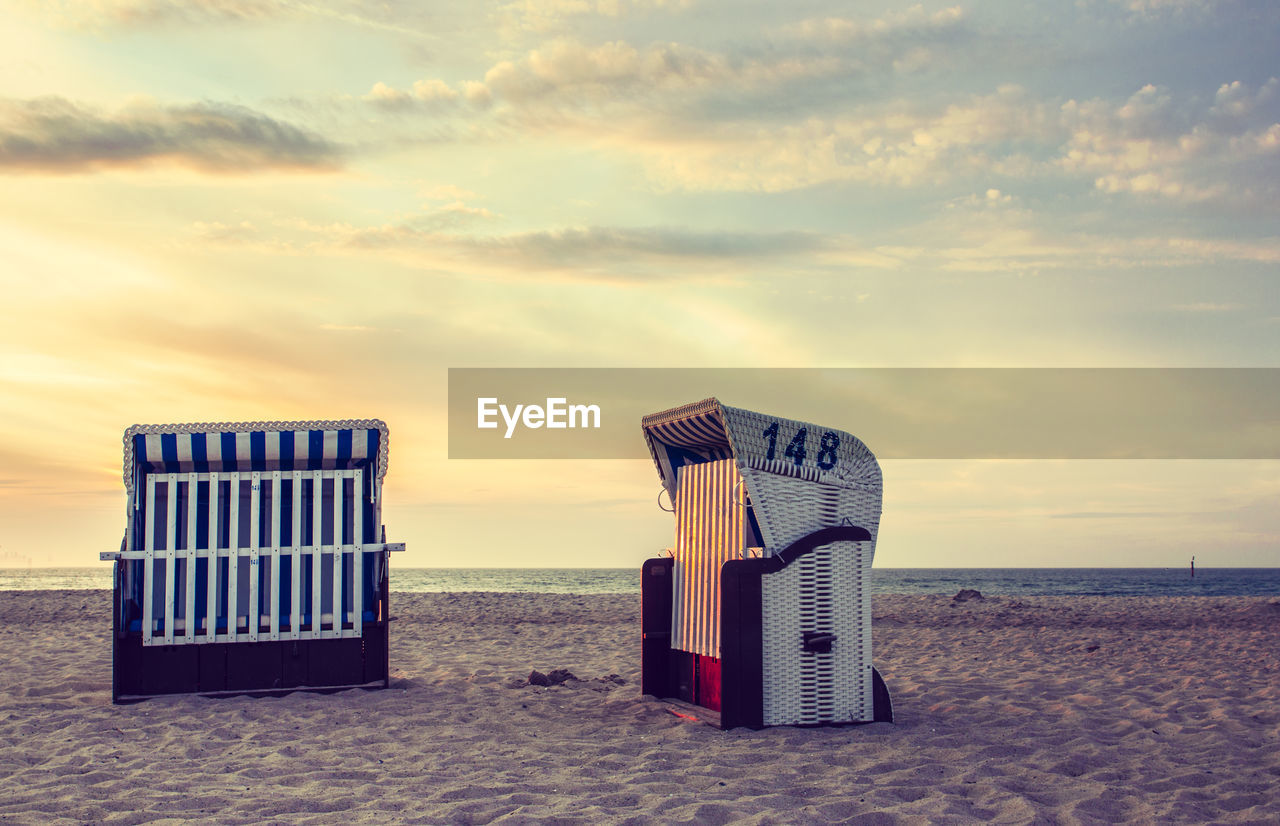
[742,469,879,724]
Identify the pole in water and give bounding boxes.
[1190,555,1195,579]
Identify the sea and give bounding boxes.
[1,567,1278,597]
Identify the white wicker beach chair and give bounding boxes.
[641,399,892,728]
[100,420,405,702]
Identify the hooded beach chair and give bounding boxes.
[100,420,405,702]
[640,399,892,728]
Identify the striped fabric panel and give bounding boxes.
[134,428,379,476]
[671,459,745,659]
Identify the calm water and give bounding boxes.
[2,567,1277,596]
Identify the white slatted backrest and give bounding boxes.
[135,469,369,647]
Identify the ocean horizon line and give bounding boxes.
[4,566,1277,597]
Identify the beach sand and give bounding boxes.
[1,590,1277,824]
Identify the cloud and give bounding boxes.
[21,0,441,36]
[336,223,836,279]
[0,97,342,173]
[782,5,966,43]
[594,78,1277,199]
[1171,302,1244,312]
[868,193,1280,275]
[475,16,966,106]
[364,79,1052,194]
[27,0,295,27]
[370,39,765,115]
[357,53,1036,195]
[368,7,973,122]
[1120,0,1244,16]
[466,225,822,261]
[182,188,1280,285]
[190,221,262,243]
[1211,78,1277,122]
[1060,79,1280,204]
[364,82,415,108]
[418,201,499,227]
[358,12,1274,203]
[602,84,1058,192]
[364,80,460,109]
[420,183,478,201]
[484,40,719,103]
[187,214,902,282]
[498,0,693,34]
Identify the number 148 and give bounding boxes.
[761,421,840,470]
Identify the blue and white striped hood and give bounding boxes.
[122,419,389,502]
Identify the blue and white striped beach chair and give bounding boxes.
[101,419,405,702]
[640,399,892,728]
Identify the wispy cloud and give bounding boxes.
[1171,302,1244,312]
[183,195,1280,282]
[21,0,442,37]
[185,215,899,282]
[782,5,966,43]
[1119,0,1245,17]
[498,0,694,35]
[190,221,263,244]
[0,97,342,173]
[420,183,479,201]
[25,0,295,27]
[848,191,1280,275]
[322,222,841,282]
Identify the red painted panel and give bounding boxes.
[697,654,722,712]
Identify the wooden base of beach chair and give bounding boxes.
[657,685,889,730]
[111,627,390,703]
[643,555,894,730]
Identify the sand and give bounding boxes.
[1,590,1277,825]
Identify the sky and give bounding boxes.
[0,0,1277,569]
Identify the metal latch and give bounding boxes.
[802,632,837,653]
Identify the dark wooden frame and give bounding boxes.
[110,557,392,703]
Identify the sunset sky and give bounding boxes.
[1,0,1277,569]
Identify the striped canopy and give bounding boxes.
[123,419,389,500]
[641,398,733,491]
